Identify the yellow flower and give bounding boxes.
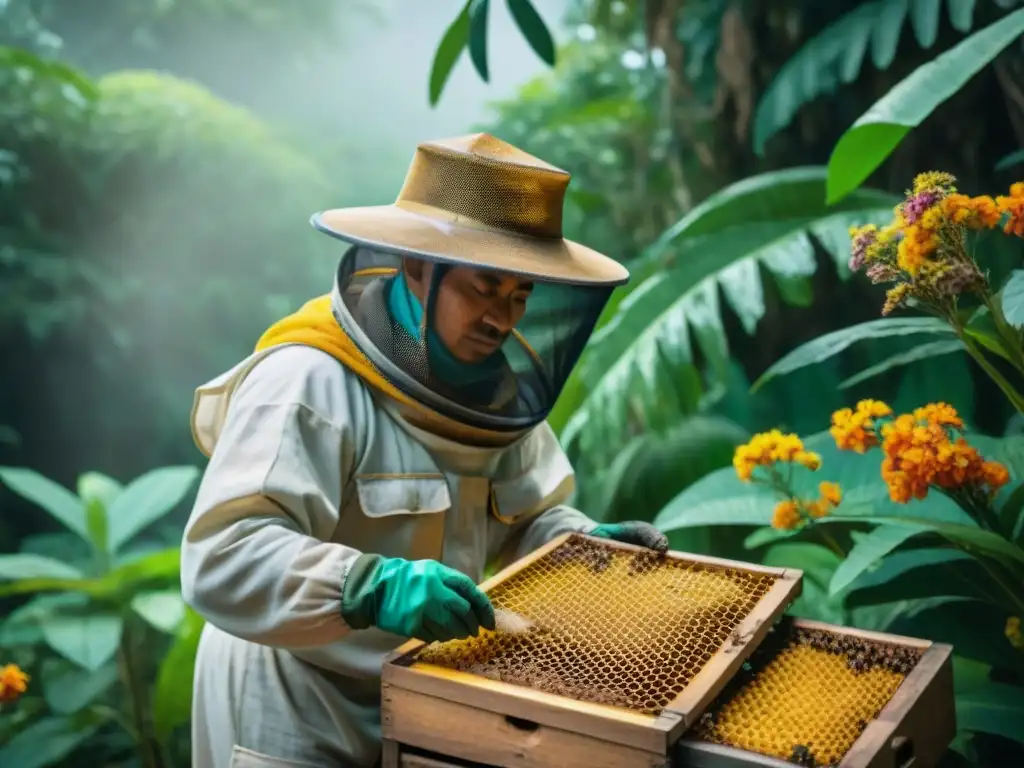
[0,664,29,704]
[733,430,809,482]
[883,283,912,315]
[912,171,957,195]
[819,481,842,506]
[771,500,802,530]
[1007,617,1024,650]
[794,451,821,471]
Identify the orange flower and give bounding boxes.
[896,224,939,274]
[771,500,802,530]
[913,402,963,429]
[878,404,1010,502]
[982,461,1010,491]
[831,400,893,453]
[806,499,830,519]
[942,194,1002,229]
[819,481,842,506]
[0,664,29,704]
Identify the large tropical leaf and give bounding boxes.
[578,415,749,523]
[753,317,955,391]
[956,682,1024,744]
[561,168,897,461]
[752,0,991,155]
[843,547,991,607]
[827,5,1024,203]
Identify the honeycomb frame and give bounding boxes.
[382,533,803,760]
[675,617,955,768]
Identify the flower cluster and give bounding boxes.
[831,400,1010,504]
[771,481,843,531]
[733,429,821,481]
[733,431,842,530]
[0,663,28,705]
[830,399,892,453]
[847,173,1024,316]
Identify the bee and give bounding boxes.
[788,744,816,767]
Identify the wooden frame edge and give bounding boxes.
[662,567,803,740]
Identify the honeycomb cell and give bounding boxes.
[695,623,923,768]
[412,534,777,714]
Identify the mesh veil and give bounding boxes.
[331,246,613,432]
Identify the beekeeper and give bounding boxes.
[181,134,668,768]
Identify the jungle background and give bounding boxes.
[1,0,1024,765]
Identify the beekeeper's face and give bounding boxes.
[404,259,533,363]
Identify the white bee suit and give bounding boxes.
[181,343,599,768]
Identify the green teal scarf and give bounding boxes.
[386,271,503,386]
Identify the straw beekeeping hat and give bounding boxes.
[312,133,629,286]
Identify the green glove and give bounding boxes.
[590,521,669,552]
[341,555,495,643]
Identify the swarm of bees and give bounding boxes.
[794,628,921,675]
[549,536,613,573]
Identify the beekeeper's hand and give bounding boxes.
[589,522,669,552]
[341,555,495,643]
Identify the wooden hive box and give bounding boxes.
[675,617,955,768]
[381,532,803,768]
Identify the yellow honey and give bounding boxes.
[413,535,777,714]
[697,626,920,767]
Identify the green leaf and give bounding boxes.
[0,715,103,768]
[744,526,798,549]
[507,0,556,66]
[947,0,977,33]
[996,149,1024,171]
[909,0,941,48]
[839,338,965,389]
[831,515,1024,569]
[153,607,205,742]
[565,168,896,461]
[965,306,1016,363]
[828,523,929,596]
[429,1,472,106]
[84,498,108,557]
[763,543,846,624]
[40,612,124,671]
[468,0,490,82]
[1000,270,1024,329]
[957,682,1024,742]
[584,416,749,524]
[76,472,123,511]
[107,466,199,552]
[753,317,954,392]
[41,660,119,715]
[0,594,85,648]
[132,590,185,634]
[0,554,84,581]
[0,467,88,540]
[827,7,1024,204]
[844,547,987,607]
[753,2,886,155]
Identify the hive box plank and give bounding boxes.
[381,533,803,767]
[674,619,956,768]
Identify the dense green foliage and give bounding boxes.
[2,0,1024,766]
